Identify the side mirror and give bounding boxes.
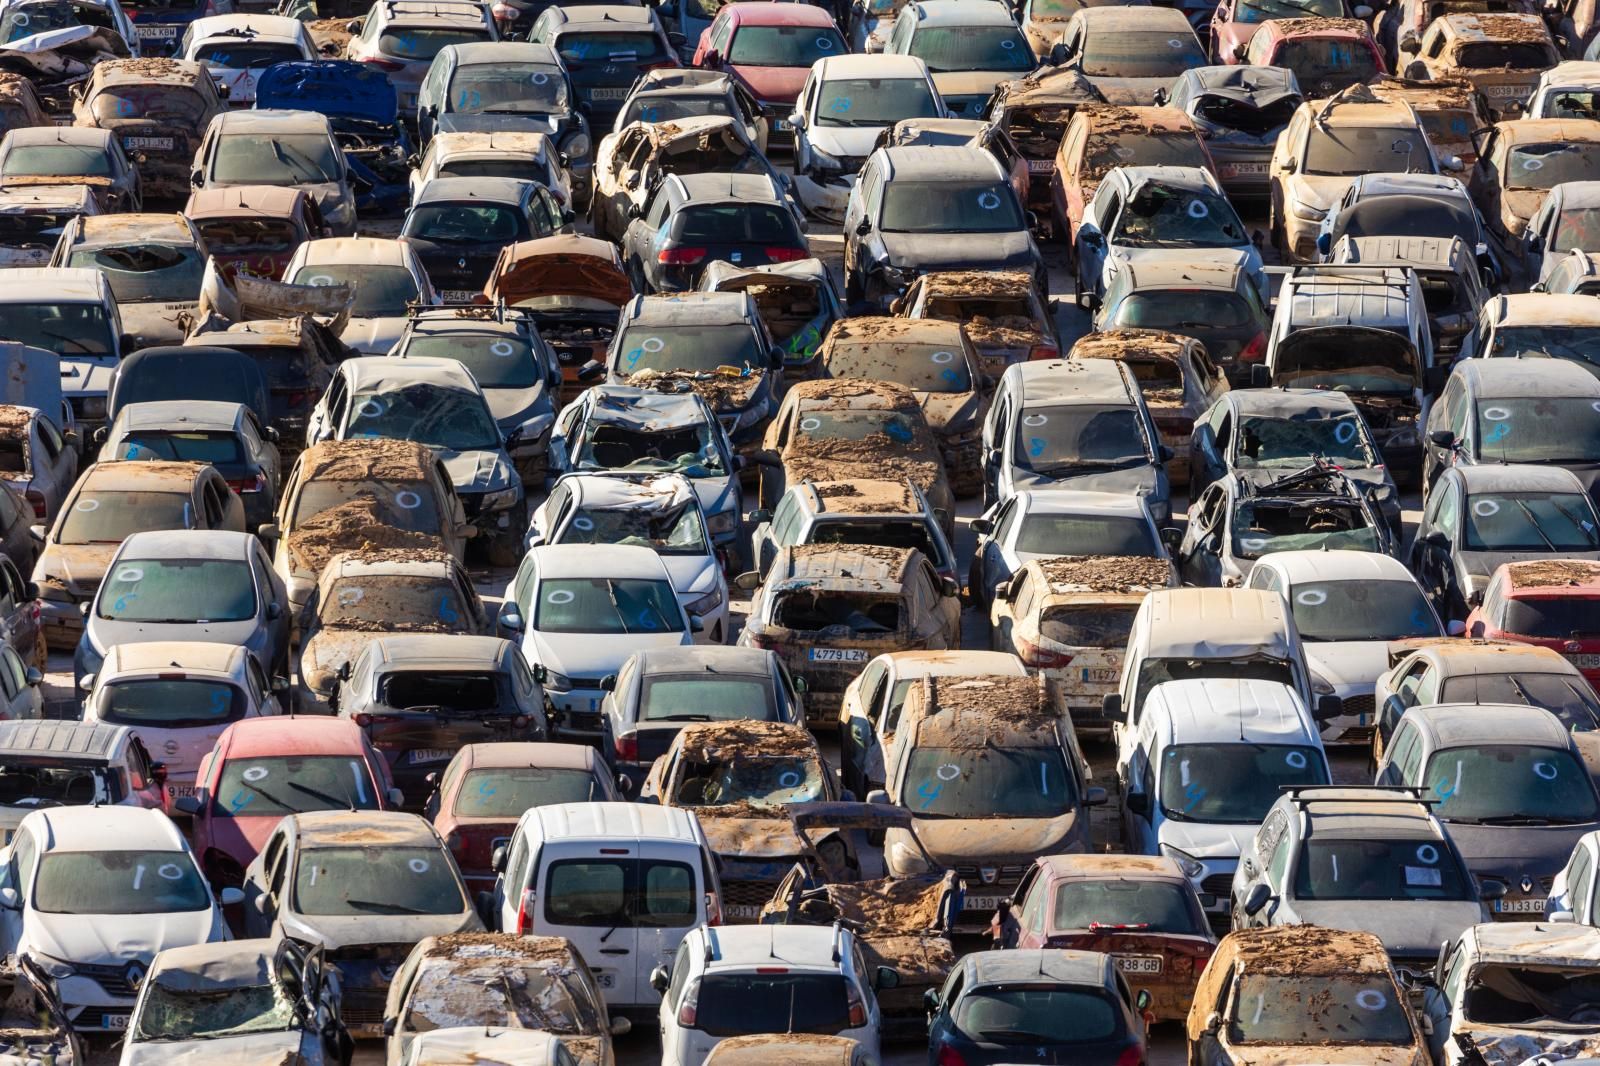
[970,517,993,535]
[599,674,616,692]
[1443,154,1464,173]
[1101,692,1125,723]
[749,508,773,524]
[940,576,960,599]
[498,602,525,632]
[616,774,633,794]
[1135,988,1152,1012]
[689,613,706,633]
[1126,789,1150,816]
[270,675,290,694]
[1083,786,1108,807]
[1152,87,1169,106]
[0,887,18,910]
[874,966,900,990]
[1160,527,1182,553]
[1429,429,1455,448]
[1424,365,1448,393]
[388,787,404,807]
[266,602,282,620]
[252,893,270,915]
[78,673,95,693]
[734,570,762,591]
[1477,878,1506,901]
[492,845,509,873]
[854,218,871,237]
[1157,444,1174,463]
[866,788,890,805]
[219,886,245,907]
[748,448,782,467]
[23,667,40,688]
[27,525,43,544]
[1447,618,1466,636]
[1399,34,1420,54]
[150,762,168,786]
[626,204,644,220]
[1314,694,1344,723]
[1243,881,1274,917]
[1423,530,1450,549]
[1080,228,1104,248]
[1204,1010,1222,1035]
[175,795,202,815]
[649,966,670,994]
[382,1019,396,1038]
[336,661,353,681]
[1315,231,1332,257]
[1467,588,1484,608]
[610,1016,632,1036]
[190,168,205,188]
[787,111,804,130]
[1280,156,1297,174]
[257,521,280,542]
[923,988,941,1011]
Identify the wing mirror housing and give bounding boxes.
[1314,694,1344,723]
[1243,882,1275,916]
[492,845,509,873]
[649,966,671,993]
[174,795,202,815]
[219,886,245,907]
[1101,692,1125,723]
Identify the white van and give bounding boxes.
[1111,676,1331,932]
[1105,587,1337,772]
[489,802,721,1023]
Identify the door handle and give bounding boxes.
[598,947,629,955]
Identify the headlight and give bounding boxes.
[519,412,553,440]
[732,399,768,431]
[877,262,913,286]
[889,838,931,876]
[1160,843,1206,882]
[1289,200,1327,223]
[80,397,106,420]
[684,587,724,616]
[544,669,572,691]
[707,510,736,535]
[1386,420,1420,448]
[807,145,845,175]
[561,131,591,159]
[306,669,336,696]
[481,487,520,512]
[1311,674,1336,696]
[29,954,74,980]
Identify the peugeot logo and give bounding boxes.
[163,739,179,756]
[125,962,146,991]
[980,867,998,885]
[1521,875,1535,895]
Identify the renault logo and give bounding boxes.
[163,739,179,756]
[457,257,467,269]
[125,962,146,991]
[1521,875,1534,895]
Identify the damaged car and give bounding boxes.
[0,123,139,210]
[1399,12,1558,119]
[701,257,843,380]
[1052,6,1208,104]
[410,129,570,212]
[891,268,1060,381]
[0,955,83,1065]
[183,184,326,279]
[983,65,1105,237]
[192,108,358,237]
[620,171,807,295]
[0,184,99,267]
[1467,117,1600,268]
[0,70,49,132]
[402,176,565,303]
[179,12,319,107]
[283,235,435,354]
[1160,65,1303,203]
[48,212,205,349]
[0,21,133,122]
[71,57,225,202]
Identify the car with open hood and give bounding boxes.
[693,1,845,129]
[180,12,317,106]
[283,235,436,354]
[701,256,841,379]
[192,108,357,235]
[48,211,205,350]
[0,123,140,211]
[1053,6,1208,105]
[983,64,1104,236]
[71,56,225,201]
[1160,64,1302,202]
[605,66,767,158]
[1467,117,1600,265]
[1399,12,1558,118]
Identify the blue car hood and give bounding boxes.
[255,61,397,124]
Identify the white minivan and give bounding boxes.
[489,802,721,1023]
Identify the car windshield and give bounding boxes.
[379,27,487,60]
[1290,579,1438,642]
[1233,500,1380,559]
[694,973,849,1038]
[1114,289,1260,332]
[1,144,110,177]
[98,679,245,728]
[67,243,204,304]
[616,324,765,375]
[1305,126,1431,176]
[448,63,569,114]
[1440,671,1600,731]
[295,845,465,916]
[1083,30,1205,77]
[32,850,210,914]
[639,675,777,722]
[1293,838,1475,900]
[910,25,1034,72]
[0,300,114,356]
[213,755,382,816]
[400,331,542,388]
[291,263,417,318]
[1229,974,1413,1045]
[880,180,1024,234]
[1012,404,1150,472]
[1111,183,1246,248]
[534,577,683,635]
[903,745,1075,818]
[1508,142,1600,189]
[1235,0,1342,21]
[97,558,257,623]
[1014,514,1159,557]
[1550,207,1600,252]
[796,409,929,449]
[558,501,708,556]
[318,574,471,631]
[727,25,845,67]
[213,133,341,185]
[1472,398,1600,462]
[135,979,295,1042]
[825,340,974,393]
[1084,132,1210,178]
[1425,744,1600,824]
[1462,964,1600,1027]
[671,755,823,806]
[621,93,732,125]
[1159,743,1329,823]
[1051,878,1208,935]
[1462,491,1600,552]
[555,31,667,64]
[1236,412,1378,468]
[953,985,1119,1044]
[0,0,91,40]
[1275,37,1380,81]
[291,480,443,535]
[113,431,243,465]
[404,202,527,244]
[1486,326,1600,375]
[574,420,725,476]
[90,85,208,125]
[59,489,192,544]
[346,383,501,451]
[815,76,939,127]
[405,962,599,1035]
[453,767,604,816]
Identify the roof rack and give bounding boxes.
[1280,784,1437,806]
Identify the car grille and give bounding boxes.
[1200,873,1234,898]
[954,862,1026,894]
[1341,693,1376,720]
[459,492,483,520]
[722,879,777,909]
[341,988,387,1028]
[75,962,137,998]
[562,709,602,733]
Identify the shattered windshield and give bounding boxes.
[213,756,382,816]
[1463,965,1600,1027]
[1111,183,1246,248]
[1424,744,1600,825]
[1461,491,1600,552]
[134,979,296,1042]
[1232,499,1381,559]
[670,755,823,806]
[1508,142,1600,189]
[291,263,417,318]
[1486,326,1600,375]
[1288,579,1438,641]
[1236,412,1378,468]
[1471,398,1600,462]
[68,243,204,304]
[904,745,1075,818]
[405,961,600,1035]
[1012,404,1151,472]
[1229,974,1413,1044]
[772,588,900,634]
[577,420,725,476]
[558,502,708,555]
[294,846,467,916]
[1158,743,1329,824]
[346,383,500,452]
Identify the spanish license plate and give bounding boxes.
[1080,667,1118,684]
[1494,897,1544,914]
[1115,955,1164,975]
[726,904,760,920]
[103,1014,130,1030]
[407,748,453,764]
[589,87,628,101]
[442,289,479,303]
[963,894,1003,911]
[773,118,790,131]
[1028,159,1053,173]
[810,647,868,663]
[125,136,174,151]
[1568,653,1600,669]
[1223,162,1268,177]
[594,971,615,989]
[1486,84,1527,97]
[166,784,197,800]
[135,23,177,36]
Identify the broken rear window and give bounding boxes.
[577,422,724,475]
[196,218,298,256]
[1228,974,1412,1045]
[1040,603,1137,648]
[294,845,467,916]
[0,435,25,475]
[808,519,941,566]
[671,755,822,806]
[290,263,417,318]
[1231,499,1380,559]
[68,243,204,304]
[772,589,901,634]
[1455,41,1549,68]
[1464,965,1600,1026]
[378,671,505,713]
[1195,93,1299,135]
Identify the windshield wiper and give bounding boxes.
[286,779,351,808]
[653,714,712,721]
[1550,497,1600,544]
[345,898,432,914]
[1512,498,1558,552]
[1469,812,1561,825]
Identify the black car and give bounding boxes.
[400,176,566,301]
[842,143,1045,311]
[927,949,1150,1065]
[529,4,682,131]
[105,345,272,438]
[620,170,808,293]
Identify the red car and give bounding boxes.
[1465,560,1600,687]
[424,742,623,894]
[179,716,401,889]
[693,2,848,128]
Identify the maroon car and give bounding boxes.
[694,2,848,131]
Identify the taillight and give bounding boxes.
[658,246,707,265]
[226,473,266,494]
[704,890,721,927]
[282,389,310,408]
[1238,332,1267,364]
[24,490,44,520]
[445,829,466,866]
[1028,344,1059,361]
[846,980,866,1027]
[490,0,517,19]
[764,247,806,262]
[614,731,638,762]
[353,712,371,727]
[514,887,533,935]
[677,977,700,1027]
[935,1045,967,1066]
[1017,637,1073,670]
[1114,1046,1142,1066]
[359,56,405,72]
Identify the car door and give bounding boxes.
[1076,181,1120,299]
[1179,484,1226,585]
[253,832,293,937]
[305,366,347,446]
[0,558,35,666]
[1416,477,1462,615]
[32,415,74,517]
[0,646,22,721]
[0,825,39,952]
[841,658,886,798]
[541,849,641,1007]
[976,496,1016,598]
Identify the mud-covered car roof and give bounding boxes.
[412,175,536,207]
[1012,358,1135,405]
[825,316,963,348]
[879,145,1000,182]
[1220,925,1393,975]
[80,458,209,490]
[1461,920,1600,967]
[706,1035,859,1066]
[294,808,442,847]
[73,212,197,246]
[1116,252,1248,291]
[428,130,556,157]
[963,948,1111,985]
[1224,387,1361,418]
[800,479,921,516]
[1383,636,1570,673]
[1491,291,1600,326]
[1501,558,1600,592]
[1030,554,1174,595]
[1401,701,1575,747]
[630,68,733,93]
[1068,328,1199,366]
[675,170,784,204]
[445,40,559,65]
[1037,853,1190,883]
[0,186,97,211]
[903,674,1061,747]
[774,543,920,587]
[296,438,436,481]
[184,184,309,220]
[789,378,922,412]
[1454,356,1600,397]
[320,546,457,583]
[1493,116,1600,143]
[1255,15,1371,41]
[627,290,751,327]
[147,939,280,991]
[366,633,514,669]
[89,56,210,88]
[992,64,1102,108]
[673,719,817,761]
[1434,10,1549,40]
[450,741,604,771]
[113,399,244,433]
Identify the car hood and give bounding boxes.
[1286,172,1352,215]
[89,617,262,656]
[42,543,120,592]
[59,356,116,398]
[208,813,282,866]
[301,627,370,689]
[1289,900,1485,960]
[697,810,803,860]
[806,124,884,159]
[1459,547,1600,580]
[1084,75,1169,106]
[1011,462,1159,500]
[255,60,398,124]
[123,1031,304,1066]
[1157,820,1252,862]
[660,552,720,597]
[28,906,217,967]
[1204,1043,1422,1065]
[931,70,1009,100]
[483,383,546,429]
[915,388,980,435]
[880,230,1034,272]
[731,64,808,103]
[284,909,479,952]
[1503,188,1549,228]
[436,111,564,138]
[531,629,688,678]
[1439,821,1598,873]
[1305,640,1391,692]
[336,315,409,356]
[438,448,517,494]
[120,302,195,351]
[909,811,1082,863]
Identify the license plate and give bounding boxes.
[1080,667,1118,684]
[1222,162,1268,177]
[773,118,790,131]
[963,894,1003,911]
[125,136,174,151]
[407,748,453,764]
[726,904,760,920]
[166,784,197,799]
[1494,897,1544,913]
[103,1014,130,1030]
[594,971,615,989]
[810,647,868,663]
[1115,955,1164,975]
[442,289,479,302]
[1486,84,1527,97]
[135,23,177,36]
[588,87,628,101]
[1028,159,1053,173]
[1568,653,1600,669]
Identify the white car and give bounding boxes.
[529,473,728,644]
[652,924,889,1066]
[406,1028,574,1066]
[498,543,697,745]
[281,237,437,355]
[1528,60,1600,119]
[789,53,946,221]
[1244,550,1451,743]
[81,641,283,812]
[1549,829,1600,925]
[0,805,239,1033]
[180,14,318,106]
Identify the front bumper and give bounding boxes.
[1208,145,1274,200]
[54,968,140,1032]
[40,596,86,649]
[1280,209,1324,263]
[548,691,605,742]
[793,171,854,222]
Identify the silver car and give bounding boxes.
[0,405,77,525]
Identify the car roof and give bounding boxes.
[1255,549,1417,584]
[910,0,1014,25]
[184,184,306,219]
[1288,787,1443,838]
[628,290,749,325]
[4,125,111,147]
[76,213,194,245]
[0,719,128,759]
[633,645,774,675]
[118,529,255,559]
[777,543,917,585]
[527,800,704,841]
[798,479,921,516]
[699,924,847,972]
[189,12,303,38]
[1392,636,1572,675]
[875,650,1026,679]
[881,145,1001,181]
[29,804,186,852]
[1308,99,1418,128]
[343,355,481,398]
[80,459,207,490]
[215,108,332,133]
[148,939,280,991]
[1114,164,1216,194]
[1463,921,1600,967]
[1496,117,1600,142]
[445,40,557,64]
[323,548,457,582]
[1038,853,1190,883]
[1453,462,1588,494]
[1008,359,1134,405]
[1456,357,1600,396]
[0,186,98,210]
[92,57,210,88]
[1406,702,1574,747]
[1501,559,1600,596]
[965,948,1111,985]
[581,384,714,426]
[1184,64,1298,93]
[905,675,1060,748]
[294,809,439,847]
[1226,387,1359,417]
[724,0,837,25]
[555,472,697,513]
[368,634,511,668]
[114,400,243,432]
[1120,251,1247,290]
[1144,589,1293,655]
[1492,291,1600,326]
[529,542,674,579]
[1222,926,1392,975]
[296,236,412,267]
[1143,678,1313,744]
[430,130,554,157]
[413,176,536,206]
[1352,172,1466,199]
[455,741,600,771]
[674,171,782,203]
[550,5,657,27]
[0,267,107,301]
[102,640,248,677]
[1014,489,1151,519]
[376,0,491,25]
[215,715,369,757]
[815,53,928,78]
[1438,11,1547,38]
[1550,179,1600,210]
